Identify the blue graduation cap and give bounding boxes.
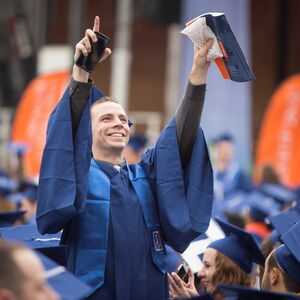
[277,221,300,285]
[22,183,38,202]
[35,250,93,300]
[268,209,300,237]
[212,132,234,144]
[248,202,269,222]
[269,229,281,246]
[208,218,265,273]
[8,141,28,157]
[0,211,26,227]
[211,191,250,221]
[218,284,300,300]
[0,172,17,196]
[258,183,298,207]
[127,133,148,152]
[6,192,23,204]
[245,190,280,222]
[0,224,65,267]
[128,119,133,127]
[220,191,249,212]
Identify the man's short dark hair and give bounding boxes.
[268,250,300,293]
[91,96,119,109]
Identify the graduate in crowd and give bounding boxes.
[242,196,273,243]
[0,240,59,300]
[264,207,300,256]
[0,171,17,212]
[19,182,38,225]
[123,133,149,164]
[218,284,300,300]
[212,133,252,202]
[168,219,265,300]
[261,221,300,294]
[37,16,214,300]
[258,203,300,284]
[258,182,298,212]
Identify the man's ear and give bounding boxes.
[270,267,280,285]
[0,288,15,300]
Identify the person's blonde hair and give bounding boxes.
[211,251,252,300]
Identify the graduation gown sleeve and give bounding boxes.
[141,117,213,253]
[37,85,103,234]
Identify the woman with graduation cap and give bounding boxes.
[168,218,265,300]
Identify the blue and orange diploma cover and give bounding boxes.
[182,12,255,82]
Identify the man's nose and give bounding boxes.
[112,117,123,127]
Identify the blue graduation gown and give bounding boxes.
[90,160,167,300]
[37,84,213,300]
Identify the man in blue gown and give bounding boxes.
[37,16,214,299]
[212,133,252,202]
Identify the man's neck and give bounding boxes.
[92,149,124,165]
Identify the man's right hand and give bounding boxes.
[72,16,112,82]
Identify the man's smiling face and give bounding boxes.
[91,101,130,157]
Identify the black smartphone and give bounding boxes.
[176,262,189,283]
[76,31,110,73]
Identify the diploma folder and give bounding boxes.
[182,12,255,82]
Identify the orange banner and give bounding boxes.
[11,71,70,179]
[254,74,300,188]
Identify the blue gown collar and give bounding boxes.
[94,159,128,177]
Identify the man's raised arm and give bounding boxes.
[37,16,111,234]
[175,39,213,168]
[70,16,111,134]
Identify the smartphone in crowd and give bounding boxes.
[76,31,110,73]
[176,261,189,284]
